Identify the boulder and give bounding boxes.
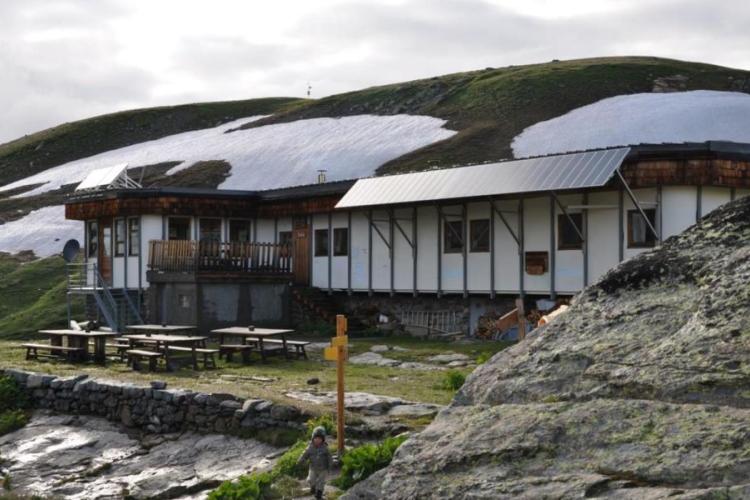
[349,352,401,367]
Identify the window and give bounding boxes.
[102,225,112,257]
[469,219,490,253]
[278,231,293,247]
[558,213,583,250]
[628,209,657,248]
[168,217,191,240]
[87,221,98,258]
[333,228,348,256]
[128,218,140,256]
[443,220,464,254]
[229,220,251,242]
[525,251,549,275]
[114,219,126,256]
[199,218,222,242]
[314,229,329,257]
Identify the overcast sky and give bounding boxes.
[1,0,748,144]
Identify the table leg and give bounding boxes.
[258,338,267,362]
[95,338,106,364]
[281,333,290,360]
[191,344,198,370]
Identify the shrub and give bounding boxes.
[0,376,27,414]
[273,439,308,479]
[333,435,408,490]
[440,370,466,391]
[305,414,336,438]
[0,410,27,436]
[476,351,493,365]
[208,471,271,500]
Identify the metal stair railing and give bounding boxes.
[65,262,143,331]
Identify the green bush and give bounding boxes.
[440,370,466,391]
[208,471,271,500]
[273,440,308,479]
[333,435,408,490]
[0,376,27,414]
[0,410,27,436]
[306,414,336,438]
[476,351,492,365]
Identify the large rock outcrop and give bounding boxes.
[346,196,750,499]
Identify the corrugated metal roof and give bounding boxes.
[336,147,631,209]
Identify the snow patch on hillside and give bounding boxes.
[512,91,750,157]
[0,114,455,198]
[0,205,80,257]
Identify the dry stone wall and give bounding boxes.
[3,369,309,436]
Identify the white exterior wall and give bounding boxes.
[522,197,551,294]
[661,187,696,242]
[466,202,490,293]
[586,191,620,286]
[311,213,328,289]
[701,187,730,217]
[109,185,740,296]
[331,212,349,289]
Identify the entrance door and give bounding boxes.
[98,218,113,284]
[293,217,309,285]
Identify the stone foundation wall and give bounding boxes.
[3,369,309,436]
[332,293,516,336]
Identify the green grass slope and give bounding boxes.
[0,254,76,338]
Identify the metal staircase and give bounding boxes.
[66,262,143,331]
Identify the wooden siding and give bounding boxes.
[148,240,292,274]
[621,158,750,189]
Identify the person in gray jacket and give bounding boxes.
[297,426,333,499]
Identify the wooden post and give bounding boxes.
[516,297,527,340]
[336,314,347,455]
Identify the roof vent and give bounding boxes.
[317,169,327,184]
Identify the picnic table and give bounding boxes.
[125,324,197,335]
[35,329,119,364]
[210,327,294,362]
[123,334,208,370]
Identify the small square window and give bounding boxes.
[333,228,348,256]
[229,220,251,242]
[469,219,490,253]
[443,220,464,254]
[169,217,191,240]
[314,229,329,257]
[558,213,583,250]
[628,209,657,248]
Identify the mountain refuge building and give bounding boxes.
[63,141,750,334]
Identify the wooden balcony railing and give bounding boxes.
[148,240,292,274]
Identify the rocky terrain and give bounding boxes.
[0,411,280,499]
[345,196,750,498]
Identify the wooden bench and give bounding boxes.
[219,344,255,363]
[262,339,310,359]
[104,342,130,362]
[22,343,85,362]
[126,349,163,371]
[166,346,219,369]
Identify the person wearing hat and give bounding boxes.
[297,426,333,499]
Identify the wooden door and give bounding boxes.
[98,218,113,284]
[293,217,309,285]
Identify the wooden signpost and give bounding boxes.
[324,314,348,455]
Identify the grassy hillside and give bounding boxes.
[239,56,750,173]
[0,97,303,187]
[0,254,76,338]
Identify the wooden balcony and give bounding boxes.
[148,240,292,276]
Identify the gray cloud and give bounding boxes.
[1,0,749,144]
